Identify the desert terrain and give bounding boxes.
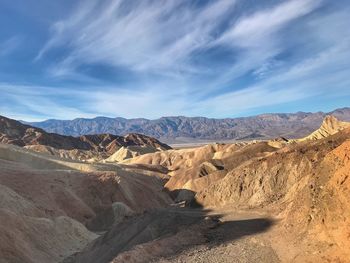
[2,1,349,262]
[0,114,350,263]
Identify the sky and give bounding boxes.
[0,0,350,121]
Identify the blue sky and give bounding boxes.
[0,0,350,121]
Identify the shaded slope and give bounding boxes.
[0,210,97,263]
[0,144,172,225]
[65,208,276,263]
[0,143,173,263]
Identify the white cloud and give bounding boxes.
[36,0,325,85]
[0,84,97,120]
[206,0,322,90]
[3,0,349,120]
[37,0,237,76]
[218,0,322,48]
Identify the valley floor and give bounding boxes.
[152,208,281,263]
[109,207,323,263]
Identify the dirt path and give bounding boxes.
[152,208,282,263]
[67,206,298,263]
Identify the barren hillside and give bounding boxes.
[1,115,350,263]
[0,115,171,161]
[0,144,172,263]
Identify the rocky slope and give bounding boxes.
[0,115,171,161]
[0,143,172,263]
[26,108,350,143]
[194,126,350,261]
[123,141,278,198]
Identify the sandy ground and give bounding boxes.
[103,207,297,263]
[152,208,281,263]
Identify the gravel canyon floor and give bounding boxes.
[0,115,350,262]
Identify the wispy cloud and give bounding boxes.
[209,0,322,88]
[37,0,237,76]
[0,84,97,121]
[218,0,322,48]
[36,0,324,80]
[2,0,350,120]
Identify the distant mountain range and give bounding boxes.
[26,108,350,144]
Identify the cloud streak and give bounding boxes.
[1,0,350,120]
[37,0,237,76]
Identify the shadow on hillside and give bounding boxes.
[66,189,275,263]
[205,218,274,245]
[167,188,203,208]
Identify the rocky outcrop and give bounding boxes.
[104,146,158,163]
[0,115,171,161]
[298,115,350,141]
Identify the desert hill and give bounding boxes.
[1,115,350,262]
[0,115,171,161]
[0,143,172,263]
[26,107,350,143]
[194,124,350,261]
[122,141,278,197]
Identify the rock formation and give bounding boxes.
[298,115,350,141]
[0,115,171,161]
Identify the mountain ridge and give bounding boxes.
[0,115,171,161]
[25,107,350,143]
